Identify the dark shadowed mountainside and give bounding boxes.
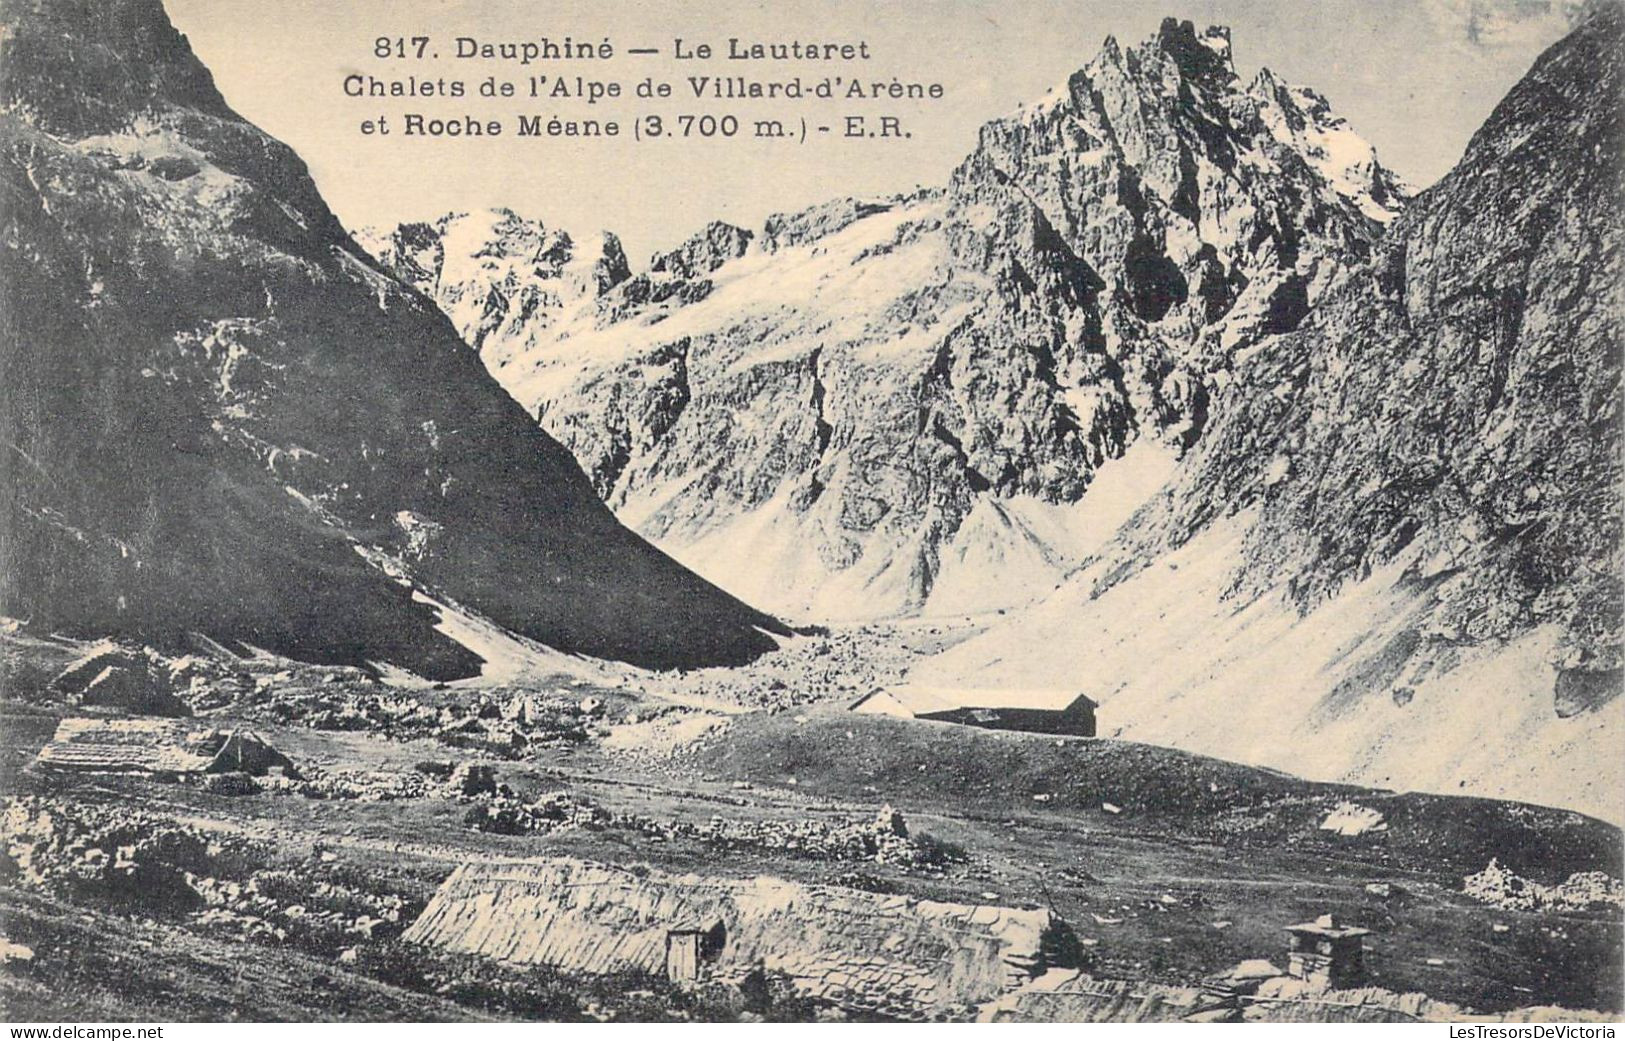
[0,0,789,677]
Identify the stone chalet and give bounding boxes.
[849,686,1097,738]
[403,857,1081,1018]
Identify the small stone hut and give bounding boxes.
[403,857,1079,1018]
[1285,914,1370,989]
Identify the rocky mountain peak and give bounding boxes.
[363,19,1415,621]
[975,16,1411,337]
[1248,74,1413,222]
[915,5,1622,819]
[356,210,632,360]
[650,222,754,280]
[1154,18,1237,81]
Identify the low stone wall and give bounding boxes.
[980,970,1619,1023]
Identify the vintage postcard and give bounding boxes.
[0,0,1620,1027]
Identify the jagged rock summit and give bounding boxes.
[918,6,1624,821]
[364,18,1412,621]
[0,0,789,676]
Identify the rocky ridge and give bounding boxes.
[918,6,1623,820]
[0,0,788,676]
[361,19,1411,621]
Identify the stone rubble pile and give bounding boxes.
[1,795,418,954]
[1462,859,1625,913]
[633,804,947,867]
[462,789,615,836]
[30,641,612,759]
[249,684,602,756]
[461,790,959,871]
[1,796,243,909]
[191,869,412,950]
[250,759,514,803]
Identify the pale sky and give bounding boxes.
[165,0,1582,261]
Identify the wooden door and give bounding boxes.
[665,931,700,982]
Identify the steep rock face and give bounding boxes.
[960,19,1409,367]
[1133,4,1623,670]
[367,20,1407,621]
[355,211,632,367]
[919,8,1623,820]
[0,0,787,676]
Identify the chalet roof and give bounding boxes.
[404,857,1071,1015]
[32,718,295,776]
[34,718,213,773]
[1286,913,1371,939]
[853,685,1097,715]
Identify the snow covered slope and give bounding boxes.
[915,7,1624,822]
[363,19,1409,622]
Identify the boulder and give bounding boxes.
[1214,959,1283,988]
[448,761,497,797]
[1554,667,1621,718]
[0,939,35,965]
[1206,959,1284,1000]
[201,772,260,796]
[873,804,908,837]
[1319,802,1386,837]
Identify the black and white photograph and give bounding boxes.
[0,0,1620,1027]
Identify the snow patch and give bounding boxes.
[917,515,1625,823]
[410,590,631,687]
[1252,78,1412,221]
[1320,802,1387,836]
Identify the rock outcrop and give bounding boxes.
[1097,3,1623,676]
[0,0,788,676]
[918,7,1623,820]
[363,20,1408,620]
